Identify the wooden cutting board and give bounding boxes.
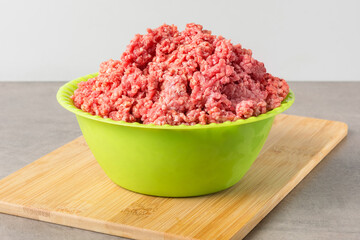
[0,114,347,240]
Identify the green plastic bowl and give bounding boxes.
[57,73,294,197]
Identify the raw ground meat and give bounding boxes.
[72,23,289,125]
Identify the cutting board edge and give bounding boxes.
[0,200,194,240]
[0,136,84,185]
[280,114,349,128]
[229,119,348,240]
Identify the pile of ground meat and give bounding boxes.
[72,23,289,125]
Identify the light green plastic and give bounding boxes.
[57,73,294,197]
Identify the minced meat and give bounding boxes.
[72,23,289,125]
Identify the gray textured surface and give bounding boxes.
[0,82,359,240]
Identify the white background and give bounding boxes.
[0,0,359,82]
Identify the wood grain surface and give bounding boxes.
[0,114,348,240]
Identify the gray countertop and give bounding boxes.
[0,82,359,240]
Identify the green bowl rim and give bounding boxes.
[56,73,295,130]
